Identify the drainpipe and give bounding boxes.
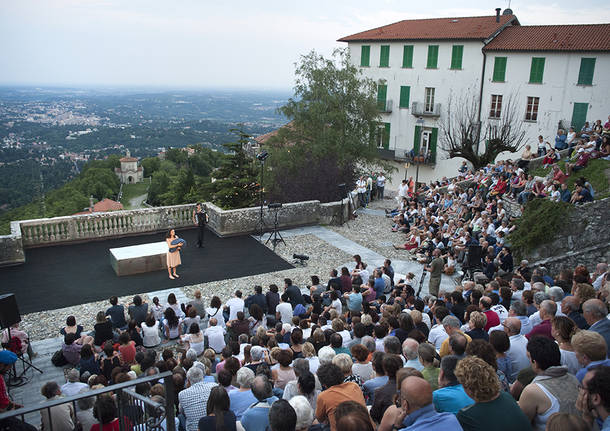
[476,50,487,156]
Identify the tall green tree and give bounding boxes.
[207,130,259,209]
[267,48,389,203]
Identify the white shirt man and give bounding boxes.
[428,324,448,350]
[225,293,244,321]
[276,298,293,324]
[204,318,226,353]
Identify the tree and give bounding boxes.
[439,91,526,170]
[206,130,259,209]
[266,48,390,203]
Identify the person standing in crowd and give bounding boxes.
[192,203,209,248]
[166,228,183,280]
[376,172,386,199]
[424,249,444,297]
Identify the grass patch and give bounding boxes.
[508,198,571,256]
[529,158,610,199]
[120,182,149,209]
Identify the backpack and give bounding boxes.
[51,349,68,367]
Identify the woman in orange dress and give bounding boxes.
[166,229,182,280]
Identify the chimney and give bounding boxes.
[495,8,501,22]
[89,195,94,213]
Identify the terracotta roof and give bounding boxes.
[484,24,610,52]
[73,198,123,215]
[254,122,295,145]
[120,156,138,162]
[338,15,518,42]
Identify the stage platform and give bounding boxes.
[110,241,168,276]
[0,227,293,314]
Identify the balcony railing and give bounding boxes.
[0,371,176,431]
[411,102,441,117]
[377,99,393,113]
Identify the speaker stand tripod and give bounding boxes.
[5,328,43,388]
[265,207,286,251]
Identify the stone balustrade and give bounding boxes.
[0,198,351,267]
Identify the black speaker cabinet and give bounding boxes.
[0,293,21,329]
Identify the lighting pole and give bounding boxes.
[415,117,425,198]
[256,150,269,240]
[403,162,410,181]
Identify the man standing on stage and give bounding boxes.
[193,203,209,248]
[425,248,444,298]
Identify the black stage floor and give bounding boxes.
[0,228,293,314]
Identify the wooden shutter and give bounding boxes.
[380,45,390,67]
[413,126,421,155]
[399,86,411,108]
[427,45,439,68]
[360,46,370,67]
[402,45,414,68]
[529,57,545,83]
[451,45,463,69]
[377,84,387,111]
[571,103,589,132]
[492,57,507,82]
[430,127,438,162]
[577,58,596,85]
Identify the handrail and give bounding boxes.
[0,371,174,423]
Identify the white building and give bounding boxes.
[115,150,143,184]
[338,10,610,189]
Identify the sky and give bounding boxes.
[1,0,609,90]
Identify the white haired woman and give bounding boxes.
[288,395,315,431]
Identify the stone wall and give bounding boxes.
[527,197,610,274]
[0,221,25,267]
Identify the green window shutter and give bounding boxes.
[577,58,596,85]
[360,45,370,67]
[430,127,438,161]
[451,45,463,69]
[377,84,387,111]
[427,45,439,68]
[402,45,414,68]
[383,123,391,149]
[380,45,390,67]
[529,57,545,83]
[413,126,421,155]
[571,103,589,132]
[399,86,411,108]
[492,57,507,82]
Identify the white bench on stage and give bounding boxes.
[110,242,168,276]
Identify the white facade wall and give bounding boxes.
[482,51,610,146]
[348,40,489,189]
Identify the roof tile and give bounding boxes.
[484,24,610,52]
[338,15,517,42]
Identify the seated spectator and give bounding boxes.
[105,296,127,329]
[333,353,364,392]
[188,289,207,318]
[100,340,121,383]
[127,295,148,326]
[392,376,462,430]
[316,363,366,431]
[204,318,226,353]
[282,359,320,409]
[60,316,84,338]
[91,394,131,431]
[350,344,374,382]
[206,296,226,328]
[571,330,610,382]
[118,332,136,365]
[362,351,388,404]
[61,368,88,397]
[269,399,298,431]
[40,381,74,431]
[433,355,474,414]
[163,307,182,340]
[526,300,556,340]
[518,336,579,429]
[551,316,580,374]
[178,366,218,431]
[369,354,403,423]
[182,307,201,334]
[489,331,513,383]
[229,367,256,420]
[272,349,296,390]
[93,311,114,346]
[575,365,610,430]
[180,323,205,356]
[289,395,317,431]
[566,149,592,176]
[465,311,489,342]
[241,375,279,431]
[455,356,531,431]
[79,344,100,376]
[583,299,610,349]
[62,333,83,366]
[198,386,236,431]
[141,313,162,348]
[418,343,440,391]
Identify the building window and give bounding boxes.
[425,88,435,113]
[492,57,507,82]
[399,86,411,108]
[402,45,414,68]
[577,58,596,85]
[426,45,439,69]
[525,96,539,121]
[377,84,388,111]
[489,95,503,118]
[529,57,545,84]
[376,123,391,149]
[379,45,390,67]
[360,45,370,67]
[450,45,463,70]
